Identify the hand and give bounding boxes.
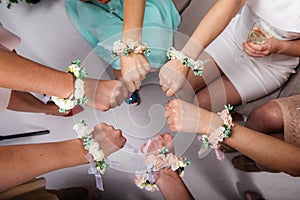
[165,99,222,134]
[159,59,189,97]
[243,37,281,57]
[155,168,194,200]
[141,133,174,155]
[84,79,129,111]
[120,53,150,93]
[92,123,126,157]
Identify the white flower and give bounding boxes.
[88,140,100,155]
[74,79,85,99]
[144,184,157,192]
[73,123,91,137]
[52,97,75,110]
[171,163,179,171]
[67,64,80,78]
[93,149,104,161]
[193,60,204,70]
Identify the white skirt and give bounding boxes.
[205,5,299,104]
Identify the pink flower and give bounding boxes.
[153,154,167,171]
[166,153,178,166]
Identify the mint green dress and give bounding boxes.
[65,0,181,69]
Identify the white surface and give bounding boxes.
[0,1,300,199]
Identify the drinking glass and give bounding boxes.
[247,19,274,44]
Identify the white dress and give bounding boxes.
[205,0,300,104]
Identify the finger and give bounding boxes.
[133,79,142,91]
[155,134,163,140]
[164,108,173,119]
[141,143,147,153]
[162,84,169,93]
[137,65,148,77]
[166,117,174,129]
[124,80,136,93]
[159,76,165,86]
[166,88,175,97]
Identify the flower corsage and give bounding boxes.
[51,60,88,113]
[73,120,109,175]
[201,105,234,160]
[167,47,204,76]
[111,39,151,58]
[135,147,190,192]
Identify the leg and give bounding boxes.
[246,101,284,134]
[193,75,242,112]
[187,51,223,92]
[113,69,122,80]
[233,101,284,173]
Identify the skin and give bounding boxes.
[165,99,300,177]
[0,49,128,112]
[141,133,194,200]
[0,122,126,192]
[159,0,300,112]
[111,0,150,93]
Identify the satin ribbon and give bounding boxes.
[85,153,104,190]
[85,138,161,191]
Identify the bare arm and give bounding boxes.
[122,0,145,42]
[0,139,87,192]
[0,49,73,98]
[244,37,300,57]
[181,0,245,59]
[165,99,300,177]
[224,124,300,177]
[0,123,126,192]
[159,0,245,97]
[120,0,150,93]
[276,39,300,56]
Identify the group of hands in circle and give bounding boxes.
[86,48,204,155]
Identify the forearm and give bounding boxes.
[7,91,47,113]
[277,39,300,57]
[0,49,73,98]
[224,124,300,176]
[122,0,146,41]
[159,183,194,200]
[182,0,245,59]
[0,139,88,192]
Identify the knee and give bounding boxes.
[193,95,211,111]
[246,102,282,131]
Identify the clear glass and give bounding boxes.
[247,19,274,44]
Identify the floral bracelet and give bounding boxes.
[201,105,234,160]
[73,120,109,175]
[167,47,204,76]
[111,39,151,58]
[51,60,88,113]
[135,147,190,192]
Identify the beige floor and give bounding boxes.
[1,1,300,199]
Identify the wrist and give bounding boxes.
[197,109,223,135]
[51,60,88,113]
[167,47,204,76]
[275,39,286,54]
[181,39,204,60]
[122,29,142,42]
[61,139,89,165]
[63,72,75,98]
